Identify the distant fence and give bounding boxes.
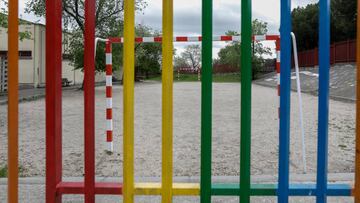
[177,65,239,74]
[297,39,356,67]
[177,63,275,74]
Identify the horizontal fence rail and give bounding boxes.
[297,39,356,67]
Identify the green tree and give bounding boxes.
[217,43,240,69]
[25,0,147,73]
[216,19,271,78]
[252,19,268,35]
[135,25,162,78]
[292,4,320,51]
[292,0,357,51]
[0,6,32,41]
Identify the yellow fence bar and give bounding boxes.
[8,0,19,202]
[162,0,174,202]
[135,183,200,196]
[123,0,135,202]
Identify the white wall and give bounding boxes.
[0,23,106,87]
[0,24,36,85]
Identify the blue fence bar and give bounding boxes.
[316,0,331,202]
[278,0,292,202]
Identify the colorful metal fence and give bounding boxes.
[5,0,360,203]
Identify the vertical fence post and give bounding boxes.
[105,41,114,152]
[84,0,96,201]
[200,0,212,202]
[333,44,335,64]
[162,0,173,201]
[278,0,291,202]
[316,0,330,202]
[8,0,18,202]
[240,0,252,202]
[123,0,135,202]
[45,0,63,202]
[347,40,350,62]
[355,0,360,201]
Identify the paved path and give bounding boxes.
[255,63,356,101]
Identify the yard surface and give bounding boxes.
[0,82,355,177]
[0,82,356,202]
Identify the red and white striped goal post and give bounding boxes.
[96,34,280,152]
[107,34,279,43]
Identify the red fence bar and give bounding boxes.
[84,0,96,202]
[45,0,63,202]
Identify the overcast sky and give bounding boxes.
[135,0,317,56]
[9,0,317,57]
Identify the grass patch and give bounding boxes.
[0,165,7,177]
[147,73,241,83]
[0,165,26,177]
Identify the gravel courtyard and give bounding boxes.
[0,82,356,178]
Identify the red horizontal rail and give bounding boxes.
[56,182,123,195]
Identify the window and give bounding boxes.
[0,51,7,58]
[0,51,32,59]
[19,51,32,59]
[62,54,72,60]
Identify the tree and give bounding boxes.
[135,25,162,78]
[252,19,268,35]
[25,0,147,73]
[25,0,147,34]
[179,45,201,71]
[217,43,240,69]
[216,19,271,79]
[292,0,357,51]
[292,4,320,51]
[0,4,32,41]
[174,56,188,70]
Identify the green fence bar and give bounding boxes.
[200,0,213,202]
[240,0,252,202]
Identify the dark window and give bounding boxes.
[0,51,7,58]
[62,54,72,60]
[19,51,32,59]
[0,51,32,59]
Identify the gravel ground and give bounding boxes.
[0,82,356,178]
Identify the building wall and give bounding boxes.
[0,24,35,85]
[0,23,105,87]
